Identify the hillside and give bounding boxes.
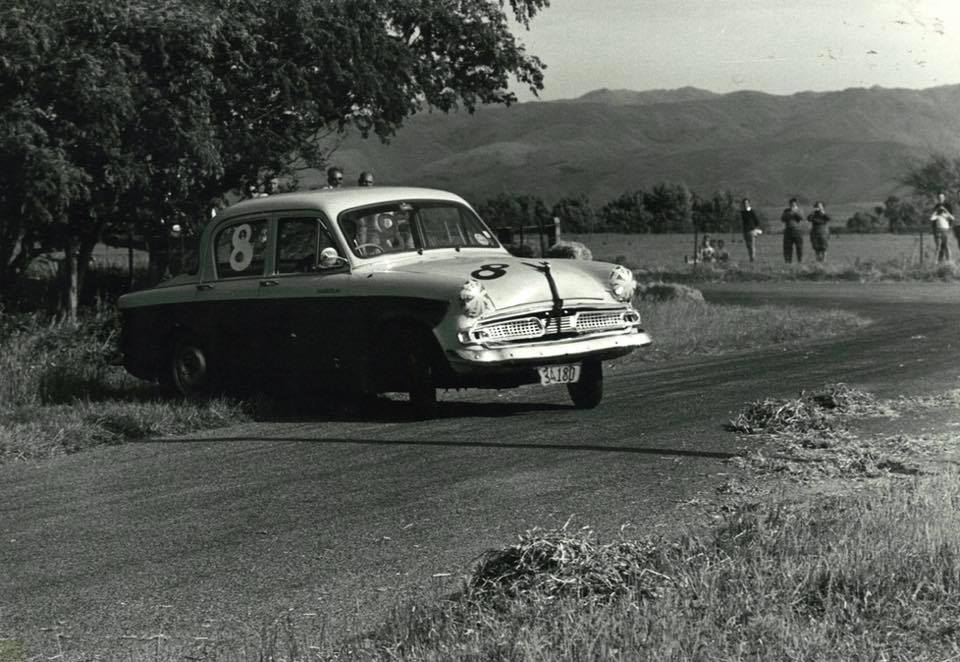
[309,85,960,209]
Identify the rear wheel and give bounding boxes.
[567,360,603,409]
[397,328,438,419]
[167,333,213,399]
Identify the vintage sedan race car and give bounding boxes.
[118,187,652,416]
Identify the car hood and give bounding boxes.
[383,254,612,311]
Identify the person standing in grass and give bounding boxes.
[807,201,831,262]
[780,197,804,263]
[934,191,959,253]
[930,201,954,263]
[740,198,761,262]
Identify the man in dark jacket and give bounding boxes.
[781,198,804,263]
[740,198,760,262]
[807,201,831,262]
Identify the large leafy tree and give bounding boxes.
[0,0,548,314]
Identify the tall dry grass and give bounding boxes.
[0,309,248,462]
[339,474,960,661]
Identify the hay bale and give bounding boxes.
[638,281,705,303]
[545,240,593,261]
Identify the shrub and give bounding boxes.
[545,240,593,260]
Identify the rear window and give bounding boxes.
[214,219,268,278]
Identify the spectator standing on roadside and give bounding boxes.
[931,200,955,263]
[740,198,761,262]
[807,201,831,262]
[933,191,959,253]
[781,197,804,263]
[358,171,375,187]
[323,166,344,189]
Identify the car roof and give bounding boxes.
[216,186,469,221]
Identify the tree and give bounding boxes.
[476,193,552,229]
[551,195,597,234]
[692,190,737,233]
[845,210,886,233]
[880,196,923,234]
[598,192,651,233]
[643,183,693,233]
[903,154,960,201]
[0,0,549,315]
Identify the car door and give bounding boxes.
[261,215,352,379]
[191,217,271,385]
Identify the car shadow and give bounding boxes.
[154,433,742,461]
[248,392,572,423]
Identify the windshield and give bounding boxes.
[338,201,499,258]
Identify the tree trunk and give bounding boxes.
[60,235,79,321]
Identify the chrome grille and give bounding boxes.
[543,315,576,335]
[575,311,626,332]
[477,317,544,342]
[470,308,635,344]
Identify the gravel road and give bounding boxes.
[3,281,959,656]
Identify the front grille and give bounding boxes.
[469,308,634,345]
[476,317,544,342]
[575,311,625,332]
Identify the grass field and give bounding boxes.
[569,232,934,269]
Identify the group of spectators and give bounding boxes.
[739,192,960,265]
[318,166,375,189]
[738,197,833,264]
[245,167,376,198]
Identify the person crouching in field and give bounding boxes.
[781,198,804,263]
[740,198,761,262]
[931,202,955,263]
[807,201,831,262]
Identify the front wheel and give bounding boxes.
[567,360,603,409]
[397,329,438,419]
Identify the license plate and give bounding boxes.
[538,364,581,385]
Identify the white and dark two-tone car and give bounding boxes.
[118,187,651,416]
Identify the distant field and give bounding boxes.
[568,232,933,268]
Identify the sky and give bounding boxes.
[511,0,960,101]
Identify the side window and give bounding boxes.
[214,219,268,278]
[277,217,341,273]
[277,218,319,273]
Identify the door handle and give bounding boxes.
[196,283,214,291]
[260,279,279,287]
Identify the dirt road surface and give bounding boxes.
[3,282,959,655]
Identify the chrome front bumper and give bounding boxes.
[449,329,652,371]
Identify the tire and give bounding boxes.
[397,328,438,419]
[168,333,213,399]
[567,360,603,409]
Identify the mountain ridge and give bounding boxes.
[314,84,960,209]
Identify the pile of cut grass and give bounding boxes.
[727,383,878,434]
[470,521,668,606]
[725,384,947,480]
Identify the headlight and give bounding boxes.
[459,279,494,318]
[608,265,636,302]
